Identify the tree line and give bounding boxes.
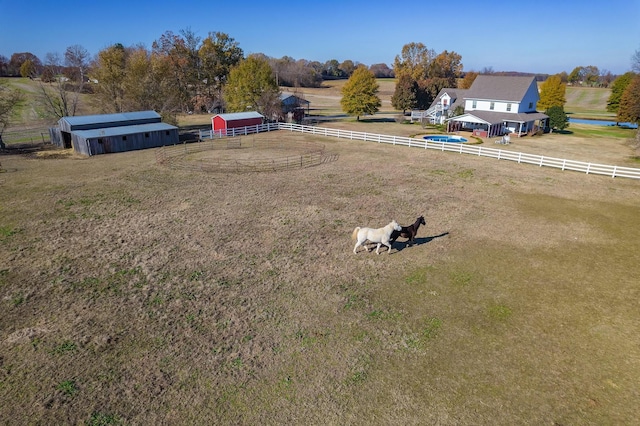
[1,29,639,140]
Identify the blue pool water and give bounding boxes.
[424,135,468,143]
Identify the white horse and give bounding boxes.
[352,220,402,254]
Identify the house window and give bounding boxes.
[529,102,533,109]
[145,132,150,138]
[507,103,512,112]
[122,136,127,141]
[165,131,170,136]
[472,100,477,109]
[490,102,495,110]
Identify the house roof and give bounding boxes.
[60,110,161,128]
[73,122,177,139]
[464,75,537,102]
[448,110,548,125]
[213,111,264,121]
[430,88,468,109]
[280,92,310,104]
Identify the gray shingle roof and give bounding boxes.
[464,75,537,102]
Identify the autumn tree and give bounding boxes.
[340,66,380,120]
[393,42,435,81]
[459,71,478,89]
[323,59,342,78]
[0,80,24,148]
[546,105,569,133]
[428,50,462,86]
[197,32,244,112]
[391,73,417,114]
[607,72,635,114]
[90,43,127,112]
[224,55,280,117]
[339,59,357,77]
[369,63,394,78]
[268,56,322,88]
[617,75,640,142]
[538,75,566,111]
[152,31,195,112]
[9,52,41,77]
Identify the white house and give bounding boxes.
[413,75,549,138]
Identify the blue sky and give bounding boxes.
[1,0,639,75]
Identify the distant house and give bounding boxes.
[280,92,310,115]
[50,110,179,156]
[212,111,264,133]
[412,76,549,137]
[412,88,467,125]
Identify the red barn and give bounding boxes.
[212,111,264,132]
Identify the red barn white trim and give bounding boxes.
[212,112,264,132]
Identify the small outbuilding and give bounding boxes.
[280,92,310,115]
[50,110,179,156]
[212,111,264,133]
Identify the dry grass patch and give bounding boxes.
[1,127,640,424]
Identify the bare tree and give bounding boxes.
[64,44,90,86]
[632,48,640,73]
[39,51,82,119]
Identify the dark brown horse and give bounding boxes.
[390,216,426,246]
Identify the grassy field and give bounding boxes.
[1,77,640,425]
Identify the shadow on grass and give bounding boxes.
[358,117,397,123]
[393,232,450,251]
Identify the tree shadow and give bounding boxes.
[393,232,450,251]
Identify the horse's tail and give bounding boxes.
[352,227,360,240]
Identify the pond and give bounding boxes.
[568,118,637,128]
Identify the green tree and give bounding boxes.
[546,105,569,133]
[391,73,417,113]
[20,59,36,78]
[617,75,640,142]
[607,72,635,114]
[582,65,600,86]
[0,80,24,148]
[538,75,566,111]
[567,66,584,85]
[340,66,380,121]
[224,55,280,117]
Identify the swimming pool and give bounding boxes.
[423,135,468,143]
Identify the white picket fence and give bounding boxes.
[198,122,640,180]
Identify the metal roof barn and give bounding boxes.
[50,110,178,155]
[58,110,162,132]
[212,112,264,132]
[71,123,178,156]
